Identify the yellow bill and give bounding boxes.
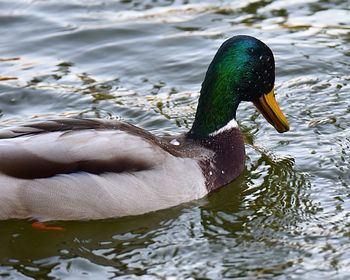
[253,88,289,133]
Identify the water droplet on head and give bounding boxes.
[170,139,180,146]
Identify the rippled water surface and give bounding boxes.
[1,0,350,279]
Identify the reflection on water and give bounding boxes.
[0,152,312,278]
[0,0,350,278]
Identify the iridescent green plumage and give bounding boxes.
[189,35,275,138]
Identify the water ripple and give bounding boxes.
[1,0,350,278]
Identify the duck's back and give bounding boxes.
[0,119,207,221]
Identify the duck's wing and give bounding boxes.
[0,119,168,179]
[0,119,207,221]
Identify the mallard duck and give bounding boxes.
[0,35,289,221]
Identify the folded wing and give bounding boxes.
[0,119,166,179]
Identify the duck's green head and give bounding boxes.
[189,35,289,139]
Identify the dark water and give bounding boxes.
[1,0,350,279]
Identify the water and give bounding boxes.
[0,0,349,278]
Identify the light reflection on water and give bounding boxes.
[0,0,350,278]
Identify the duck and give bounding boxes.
[0,35,289,222]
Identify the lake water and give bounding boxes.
[0,0,349,279]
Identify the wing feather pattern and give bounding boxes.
[0,119,165,178]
